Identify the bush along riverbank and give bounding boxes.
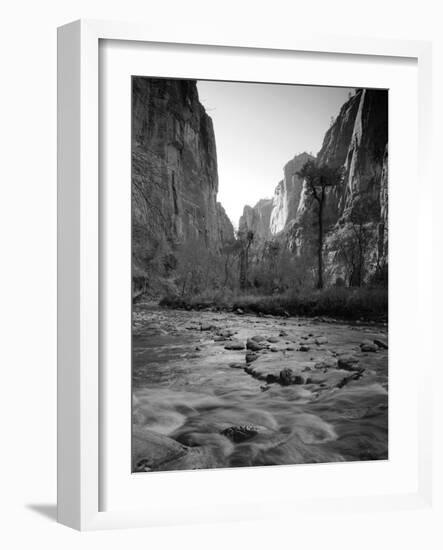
[159,287,388,323]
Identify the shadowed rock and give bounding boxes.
[224,340,245,350]
[246,338,265,352]
[374,338,388,349]
[360,342,378,352]
[221,425,259,443]
[337,355,360,371]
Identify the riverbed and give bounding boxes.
[132,301,388,472]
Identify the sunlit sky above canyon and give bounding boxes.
[197,80,354,228]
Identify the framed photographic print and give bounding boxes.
[57,19,433,530]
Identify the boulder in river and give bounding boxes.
[133,429,186,472]
[219,329,236,338]
[279,368,305,386]
[360,342,378,352]
[224,340,245,350]
[267,336,279,343]
[373,338,388,349]
[246,338,265,352]
[337,355,360,371]
[245,352,259,363]
[221,425,259,443]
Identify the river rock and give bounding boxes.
[229,362,245,369]
[315,336,328,345]
[251,335,265,342]
[245,352,258,363]
[374,339,388,349]
[279,368,305,386]
[224,340,245,350]
[132,429,187,471]
[267,336,279,343]
[360,343,378,352]
[219,329,236,338]
[314,358,337,370]
[298,345,310,352]
[337,355,360,371]
[246,338,265,352]
[221,425,259,443]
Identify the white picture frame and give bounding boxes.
[57,19,433,531]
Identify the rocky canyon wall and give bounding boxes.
[132,77,234,294]
[239,88,388,286]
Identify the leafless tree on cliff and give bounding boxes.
[238,229,254,291]
[297,160,343,289]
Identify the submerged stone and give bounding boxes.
[221,425,259,443]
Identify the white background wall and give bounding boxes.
[0,0,441,548]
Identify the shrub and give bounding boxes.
[160,286,388,322]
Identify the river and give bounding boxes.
[132,301,388,472]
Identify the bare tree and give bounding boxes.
[238,230,254,291]
[221,240,242,290]
[297,160,343,289]
[347,203,375,286]
[330,200,378,287]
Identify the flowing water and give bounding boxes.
[132,302,388,472]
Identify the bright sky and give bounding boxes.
[197,80,354,228]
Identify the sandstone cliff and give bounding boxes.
[239,88,388,286]
[132,77,234,294]
[238,199,273,241]
[270,152,315,235]
[238,152,314,241]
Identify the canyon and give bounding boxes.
[131,80,389,473]
[132,79,388,298]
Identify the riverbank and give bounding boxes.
[159,287,388,323]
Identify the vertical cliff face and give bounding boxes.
[132,77,234,291]
[239,88,388,286]
[238,153,314,243]
[318,89,388,283]
[269,152,315,235]
[238,199,274,241]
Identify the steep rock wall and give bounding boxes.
[269,152,315,235]
[132,77,234,293]
[238,199,274,241]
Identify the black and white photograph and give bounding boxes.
[131,76,389,473]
